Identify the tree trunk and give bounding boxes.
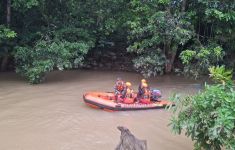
[1,0,11,71]
[7,0,11,27]
[1,52,9,71]
[164,41,172,73]
[181,0,187,12]
[166,0,186,73]
[116,126,147,150]
[165,42,178,73]
[197,21,200,40]
[165,53,176,73]
[164,5,176,73]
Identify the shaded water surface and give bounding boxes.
[0,70,205,150]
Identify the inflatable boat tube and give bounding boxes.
[83,92,173,111]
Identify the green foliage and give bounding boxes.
[127,2,193,76]
[12,0,39,10]
[180,50,196,65]
[0,25,17,41]
[188,0,235,68]
[209,66,233,85]
[133,50,166,77]
[180,45,224,78]
[169,66,235,150]
[0,25,17,59]
[0,0,235,82]
[15,40,91,84]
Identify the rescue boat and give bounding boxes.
[83,92,173,111]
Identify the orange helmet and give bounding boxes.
[126,82,132,87]
[142,83,148,88]
[141,79,147,83]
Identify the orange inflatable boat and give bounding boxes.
[83,92,173,111]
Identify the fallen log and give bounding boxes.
[115,126,147,150]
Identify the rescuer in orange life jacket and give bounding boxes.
[141,83,151,99]
[114,78,126,101]
[123,82,134,98]
[138,79,149,98]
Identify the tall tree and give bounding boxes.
[1,0,11,71]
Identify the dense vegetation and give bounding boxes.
[0,0,234,83]
[169,66,235,150]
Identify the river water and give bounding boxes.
[0,70,205,150]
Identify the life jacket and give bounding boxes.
[139,82,149,91]
[125,88,133,98]
[116,81,124,91]
[142,88,150,99]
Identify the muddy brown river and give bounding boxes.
[0,70,205,150]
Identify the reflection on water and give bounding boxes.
[0,70,206,150]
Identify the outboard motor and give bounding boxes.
[150,89,162,102]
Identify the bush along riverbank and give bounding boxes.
[169,66,235,150]
[1,1,234,84]
[82,47,135,72]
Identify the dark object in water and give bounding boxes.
[115,126,147,150]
